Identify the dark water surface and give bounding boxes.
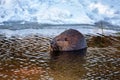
[0,35,120,80]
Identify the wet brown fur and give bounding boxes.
[50,29,87,51]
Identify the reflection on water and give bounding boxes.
[50,49,87,80]
[0,35,120,80]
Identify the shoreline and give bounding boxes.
[0,33,119,59]
[0,34,120,48]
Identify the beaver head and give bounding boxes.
[50,29,87,51]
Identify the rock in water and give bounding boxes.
[50,29,87,51]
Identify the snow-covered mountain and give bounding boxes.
[0,0,120,25]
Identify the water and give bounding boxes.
[0,35,119,80]
[0,23,119,80]
[0,22,118,38]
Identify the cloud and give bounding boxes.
[0,0,119,24]
[35,7,71,21]
[89,2,115,17]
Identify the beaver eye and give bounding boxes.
[65,38,68,41]
[57,39,60,41]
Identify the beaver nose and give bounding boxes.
[50,41,56,47]
[50,41,54,45]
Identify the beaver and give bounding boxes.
[50,29,87,51]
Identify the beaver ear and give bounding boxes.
[64,38,68,41]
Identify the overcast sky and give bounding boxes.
[0,0,120,24]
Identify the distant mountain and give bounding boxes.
[94,20,120,31]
